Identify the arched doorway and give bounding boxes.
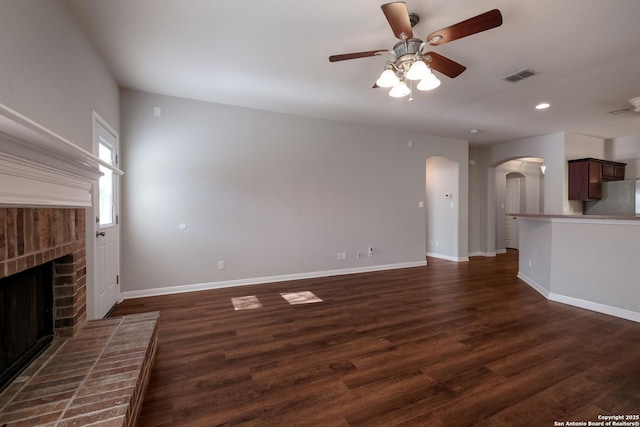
[493,157,545,252]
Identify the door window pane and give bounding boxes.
[98,140,115,227]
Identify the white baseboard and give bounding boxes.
[548,293,640,323]
[468,251,497,257]
[518,271,640,323]
[426,252,469,262]
[517,272,550,298]
[121,261,427,300]
[495,249,507,254]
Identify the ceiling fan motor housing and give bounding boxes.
[393,38,424,67]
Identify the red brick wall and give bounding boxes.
[0,207,87,336]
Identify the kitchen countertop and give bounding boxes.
[510,213,640,221]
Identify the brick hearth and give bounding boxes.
[0,312,158,426]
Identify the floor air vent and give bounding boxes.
[503,68,536,83]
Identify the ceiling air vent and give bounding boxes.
[503,68,536,83]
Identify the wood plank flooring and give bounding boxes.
[111,251,640,426]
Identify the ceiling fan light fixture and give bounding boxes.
[406,60,429,80]
[329,4,503,100]
[376,68,399,88]
[417,73,441,91]
[389,80,411,97]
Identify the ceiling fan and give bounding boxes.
[608,97,640,115]
[329,2,503,98]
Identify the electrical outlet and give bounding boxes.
[218,260,225,270]
[357,251,363,258]
[367,247,373,257]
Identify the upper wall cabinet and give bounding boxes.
[568,158,626,201]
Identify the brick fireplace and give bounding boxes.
[0,104,157,426]
[1,207,87,337]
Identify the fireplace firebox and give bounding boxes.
[0,207,88,393]
[0,262,54,392]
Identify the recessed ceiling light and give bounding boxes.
[535,102,550,110]
[469,129,479,134]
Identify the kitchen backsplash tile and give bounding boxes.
[584,179,635,215]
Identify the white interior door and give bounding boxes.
[505,178,520,249]
[94,117,120,318]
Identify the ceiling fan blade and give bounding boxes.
[424,52,466,78]
[427,9,502,46]
[381,2,413,39]
[329,49,389,62]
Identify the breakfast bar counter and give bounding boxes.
[514,214,640,322]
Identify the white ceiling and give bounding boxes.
[65,0,640,146]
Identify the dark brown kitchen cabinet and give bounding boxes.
[601,162,625,181]
[568,158,626,201]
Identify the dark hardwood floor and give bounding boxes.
[111,251,640,426]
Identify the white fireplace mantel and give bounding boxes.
[0,102,123,207]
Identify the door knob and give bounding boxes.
[96,231,106,237]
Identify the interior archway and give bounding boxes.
[492,157,545,253]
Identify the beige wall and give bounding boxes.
[0,0,119,149]
[119,89,469,294]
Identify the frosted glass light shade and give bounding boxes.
[389,80,410,97]
[406,60,430,80]
[376,69,399,88]
[417,73,441,91]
